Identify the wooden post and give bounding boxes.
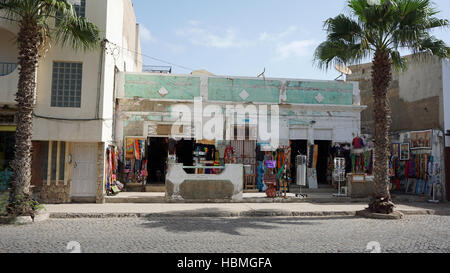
[56,141,61,186]
[64,142,69,186]
[69,143,73,184]
[47,141,53,186]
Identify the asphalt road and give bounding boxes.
[0,215,448,253]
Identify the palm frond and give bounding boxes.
[314,40,369,70]
[389,50,408,71]
[53,14,100,51]
[412,34,449,58]
[1,0,100,51]
[324,14,364,44]
[316,0,449,71]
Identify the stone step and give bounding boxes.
[105,196,165,204]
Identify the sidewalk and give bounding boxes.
[104,191,431,204]
[43,201,450,219]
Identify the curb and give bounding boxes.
[0,212,50,225]
[356,209,404,220]
[47,209,448,219]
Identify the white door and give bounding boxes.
[71,143,97,197]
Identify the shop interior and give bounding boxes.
[0,131,14,172]
[0,131,14,191]
[116,133,374,198]
[147,137,169,185]
[175,138,195,174]
[315,140,333,186]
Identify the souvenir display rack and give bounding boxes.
[332,157,347,197]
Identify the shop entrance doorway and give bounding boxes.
[290,140,307,184]
[0,131,14,172]
[446,147,450,201]
[176,138,195,174]
[0,131,14,191]
[315,140,332,186]
[147,137,169,185]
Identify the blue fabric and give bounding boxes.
[0,171,12,192]
[257,161,265,191]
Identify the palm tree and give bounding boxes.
[0,0,100,215]
[314,0,449,214]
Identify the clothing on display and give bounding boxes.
[391,153,434,195]
[351,150,373,175]
[352,137,365,149]
[123,138,148,185]
[125,138,134,159]
[260,146,292,197]
[105,145,120,195]
[224,145,235,164]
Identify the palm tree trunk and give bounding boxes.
[368,50,395,214]
[8,19,40,214]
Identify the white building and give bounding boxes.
[0,0,142,203]
[114,71,366,197]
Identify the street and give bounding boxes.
[0,215,448,253]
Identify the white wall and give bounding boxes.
[0,69,19,105]
[99,0,142,144]
[32,0,108,142]
[443,59,450,147]
[30,0,141,143]
[0,20,20,105]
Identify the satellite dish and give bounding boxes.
[334,64,352,81]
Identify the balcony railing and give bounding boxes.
[0,62,18,76]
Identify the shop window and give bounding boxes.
[51,62,83,108]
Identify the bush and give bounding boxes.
[0,192,8,216]
[6,194,43,220]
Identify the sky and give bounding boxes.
[132,0,450,80]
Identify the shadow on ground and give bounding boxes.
[395,202,450,216]
[139,207,356,236]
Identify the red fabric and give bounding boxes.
[352,137,364,149]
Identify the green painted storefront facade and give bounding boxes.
[124,74,201,100]
[123,73,355,106]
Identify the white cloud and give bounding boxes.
[275,40,318,60]
[140,25,155,43]
[165,43,185,54]
[176,21,251,49]
[259,26,298,42]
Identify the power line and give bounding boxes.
[105,41,196,72]
[1,15,197,72]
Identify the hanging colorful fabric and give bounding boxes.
[313,145,319,169]
[135,139,140,160]
[257,161,265,191]
[126,138,134,159]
